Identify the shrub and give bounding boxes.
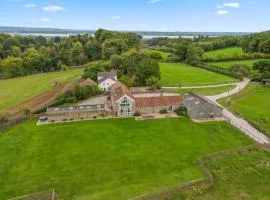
[159,109,168,114]
[119,75,133,87]
[61,65,69,71]
[146,76,160,90]
[0,114,8,124]
[175,106,188,116]
[133,112,141,116]
[21,109,31,116]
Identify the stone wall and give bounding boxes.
[47,110,107,122]
[136,105,180,114]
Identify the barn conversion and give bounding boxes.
[46,81,184,121]
[46,104,107,122]
[183,93,223,120]
[45,72,223,122]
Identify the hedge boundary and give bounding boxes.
[0,114,41,132]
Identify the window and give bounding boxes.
[119,97,132,116]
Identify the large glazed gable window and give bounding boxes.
[119,97,132,116]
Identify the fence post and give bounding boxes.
[52,189,55,200]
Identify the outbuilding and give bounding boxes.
[183,93,223,120]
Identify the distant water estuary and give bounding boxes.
[5,32,218,39]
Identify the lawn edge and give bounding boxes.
[129,144,262,200]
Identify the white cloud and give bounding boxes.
[217,5,223,9]
[42,5,64,12]
[222,2,240,8]
[112,16,121,20]
[216,10,229,15]
[24,4,35,8]
[149,0,161,4]
[41,18,51,22]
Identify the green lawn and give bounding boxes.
[160,63,237,86]
[219,83,270,136]
[207,59,265,69]
[166,85,236,96]
[0,70,83,113]
[171,150,270,200]
[203,47,245,59]
[0,118,252,200]
[147,49,171,59]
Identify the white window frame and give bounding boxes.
[119,97,133,116]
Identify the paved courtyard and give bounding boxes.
[79,95,108,105]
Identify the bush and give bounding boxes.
[58,85,102,104]
[175,107,188,116]
[119,75,133,87]
[61,65,69,71]
[21,109,31,116]
[0,114,8,124]
[159,109,168,114]
[133,112,141,116]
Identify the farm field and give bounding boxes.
[219,83,270,136]
[0,118,252,200]
[207,59,266,69]
[147,49,171,59]
[166,85,236,96]
[203,47,245,59]
[0,70,83,113]
[160,62,237,86]
[172,150,270,200]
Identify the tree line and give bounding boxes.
[240,31,270,54]
[83,49,160,87]
[0,29,141,78]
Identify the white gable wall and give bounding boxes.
[98,78,117,91]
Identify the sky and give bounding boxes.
[0,0,269,32]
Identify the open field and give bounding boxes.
[219,83,270,136]
[0,118,252,200]
[203,47,245,59]
[207,59,266,69]
[147,49,171,59]
[160,63,237,86]
[0,70,83,113]
[166,85,236,96]
[172,149,270,200]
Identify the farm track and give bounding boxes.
[205,79,270,144]
[9,77,81,119]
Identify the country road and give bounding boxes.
[204,79,270,145]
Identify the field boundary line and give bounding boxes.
[7,189,57,200]
[162,82,238,89]
[129,144,260,200]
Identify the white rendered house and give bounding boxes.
[97,72,117,91]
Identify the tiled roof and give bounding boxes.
[46,104,106,114]
[111,82,134,101]
[135,95,183,108]
[97,71,117,77]
[80,78,96,86]
[98,77,117,84]
[186,92,222,108]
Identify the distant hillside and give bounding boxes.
[0,26,251,37]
